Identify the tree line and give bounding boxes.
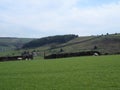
[22,34,78,49]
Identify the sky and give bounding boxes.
[0,0,120,38]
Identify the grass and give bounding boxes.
[0,55,120,90]
[44,34,120,54]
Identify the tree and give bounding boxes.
[60,48,64,52]
[93,46,98,50]
[106,33,109,35]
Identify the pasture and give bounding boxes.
[0,55,120,90]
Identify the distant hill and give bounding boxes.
[57,34,120,55]
[0,37,33,51]
[22,34,78,49]
[0,33,120,55]
[21,33,120,55]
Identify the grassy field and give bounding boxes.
[0,55,120,90]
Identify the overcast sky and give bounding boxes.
[0,0,120,38]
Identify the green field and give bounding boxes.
[0,55,120,90]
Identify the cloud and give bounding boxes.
[0,0,120,37]
[68,1,120,32]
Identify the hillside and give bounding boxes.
[58,34,120,54]
[0,37,33,52]
[22,34,78,49]
[22,33,120,55]
[0,33,120,56]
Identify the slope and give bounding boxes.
[0,37,33,51]
[37,34,120,55]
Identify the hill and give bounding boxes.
[55,34,120,54]
[22,33,120,55]
[0,37,33,52]
[0,33,119,56]
[22,34,78,49]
